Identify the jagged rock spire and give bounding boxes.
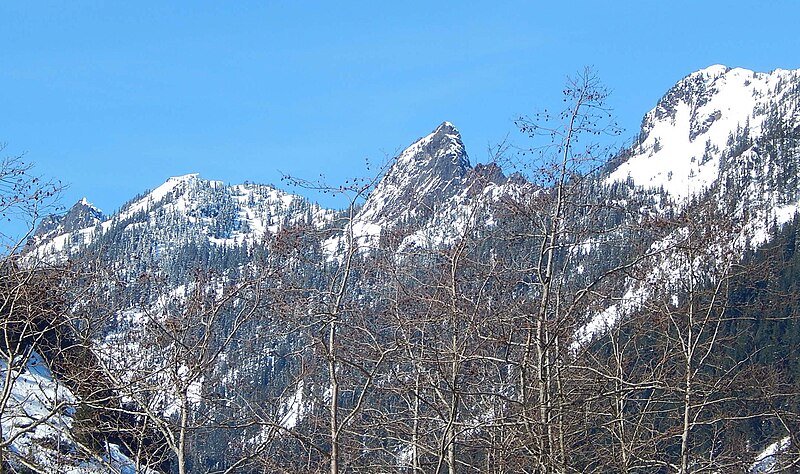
[30,198,105,246]
[357,122,472,225]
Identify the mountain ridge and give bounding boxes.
[13,64,800,473]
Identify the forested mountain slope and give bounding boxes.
[4,65,800,473]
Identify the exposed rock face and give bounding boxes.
[357,121,472,226]
[30,198,104,246]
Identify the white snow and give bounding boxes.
[0,352,76,447]
[118,173,199,221]
[0,352,152,473]
[750,436,791,473]
[163,364,204,418]
[279,380,306,430]
[608,67,798,202]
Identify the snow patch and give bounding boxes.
[279,380,307,429]
[751,436,791,473]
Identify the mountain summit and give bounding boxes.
[29,197,104,247]
[357,121,471,226]
[607,66,800,201]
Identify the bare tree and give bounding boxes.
[0,151,74,473]
[383,207,504,473]
[497,68,626,473]
[265,171,401,473]
[79,266,275,474]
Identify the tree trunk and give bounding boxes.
[329,317,340,474]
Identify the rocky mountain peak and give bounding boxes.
[463,162,507,196]
[391,121,469,177]
[356,122,471,226]
[649,65,730,125]
[686,64,731,82]
[30,198,104,245]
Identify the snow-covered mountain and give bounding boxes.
[357,121,472,225]
[11,65,800,472]
[28,173,335,265]
[29,198,105,248]
[608,65,799,202]
[561,66,800,345]
[26,66,800,263]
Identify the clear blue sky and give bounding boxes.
[2,1,799,236]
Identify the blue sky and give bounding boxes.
[2,1,799,237]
